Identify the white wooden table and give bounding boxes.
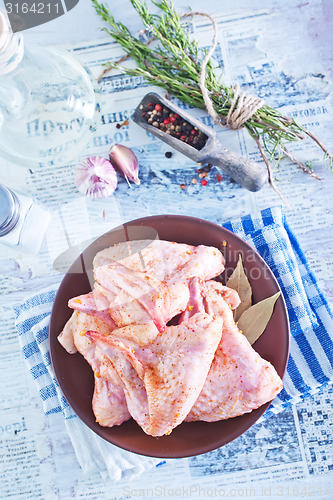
[1,1,332,498]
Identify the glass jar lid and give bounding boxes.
[0,184,20,236]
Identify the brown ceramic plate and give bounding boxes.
[49,215,289,458]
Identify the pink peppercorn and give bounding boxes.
[201,179,208,186]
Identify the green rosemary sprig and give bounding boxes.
[92,0,333,180]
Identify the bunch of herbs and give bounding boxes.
[92,0,332,186]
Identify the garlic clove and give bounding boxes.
[75,156,118,199]
[109,144,140,186]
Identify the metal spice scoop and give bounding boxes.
[132,92,267,192]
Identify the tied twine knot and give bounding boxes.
[226,83,264,130]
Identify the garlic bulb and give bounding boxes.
[75,156,117,199]
[109,144,140,185]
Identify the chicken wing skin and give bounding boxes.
[93,239,225,282]
[94,263,189,331]
[86,313,223,437]
[58,311,131,427]
[183,279,283,421]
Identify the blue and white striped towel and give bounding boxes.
[223,206,333,417]
[15,206,333,472]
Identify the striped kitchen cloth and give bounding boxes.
[14,205,333,463]
[223,205,333,416]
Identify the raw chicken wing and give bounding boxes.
[86,312,223,436]
[184,280,283,421]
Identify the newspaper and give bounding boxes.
[0,3,332,499]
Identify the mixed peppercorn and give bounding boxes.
[138,101,224,189]
[140,102,208,151]
[178,164,223,190]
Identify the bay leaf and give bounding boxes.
[237,291,281,345]
[226,254,252,321]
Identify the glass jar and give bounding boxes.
[0,184,50,254]
[0,10,98,167]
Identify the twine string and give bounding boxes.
[226,83,264,129]
[182,12,264,129]
[181,12,220,125]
